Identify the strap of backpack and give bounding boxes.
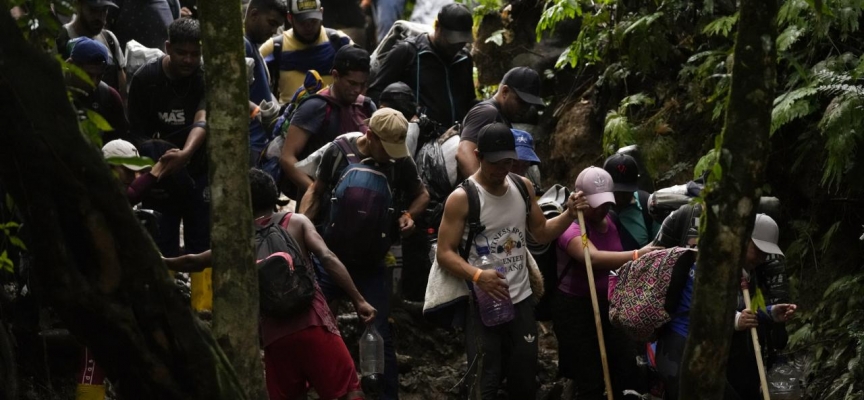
[267,211,289,228]
[459,179,484,261]
[333,136,362,165]
[269,35,284,100]
[102,31,118,64]
[508,173,531,219]
[636,190,653,234]
[56,27,71,59]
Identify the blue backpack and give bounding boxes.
[322,137,395,270]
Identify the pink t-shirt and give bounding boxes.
[555,215,623,298]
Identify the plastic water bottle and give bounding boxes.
[358,324,385,376]
[472,246,515,326]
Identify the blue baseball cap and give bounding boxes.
[69,37,110,64]
[512,129,540,164]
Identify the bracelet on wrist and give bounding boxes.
[472,269,482,283]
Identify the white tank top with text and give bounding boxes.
[462,175,532,304]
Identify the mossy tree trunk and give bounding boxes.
[198,1,266,400]
[0,6,246,400]
[678,0,778,398]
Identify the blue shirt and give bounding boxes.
[669,262,696,337]
[245,37,274,155]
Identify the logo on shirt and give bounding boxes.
[158,109,186,125]
[524,334,536,343]
[490,227,526,272]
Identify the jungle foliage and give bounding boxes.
[532,0,864,398]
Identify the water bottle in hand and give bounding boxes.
[473,246,515,326]
[359,324,385,376]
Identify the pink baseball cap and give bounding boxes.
[574,166,616,208]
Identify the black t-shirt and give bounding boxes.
[459,99,510,143]
[313,136,424,226]
[128,56,206,174]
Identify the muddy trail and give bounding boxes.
[335,299,567,400]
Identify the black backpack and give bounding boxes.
[254,212,316,318]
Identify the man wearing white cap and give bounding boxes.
[102,139,165,205]
[655,213,797,400]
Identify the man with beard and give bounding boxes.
[456,66,546,179]
[57,0,127,99]
[127,18,210,258]
[259,0,353,104]
[367,3,476,131]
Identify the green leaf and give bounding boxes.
[62,58,94,88]
[777,25,805,52]
[0,222,20,230]
[694,149,719,180]
[85,109,114,131]
[618,93,655,112]
[9,236,26,251]
[602,111,634,156]
[105,156,155,168]
[702,12,739,37]
[0,251,13,274]
[485,29,505,46]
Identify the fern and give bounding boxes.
[771,86,819,133]
[819,93,864,189]
[702,12,739,37]
[603,110,635,156]
[777,25,805,52]
[536,0,582,42]
[619,93,655,111]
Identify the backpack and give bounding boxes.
[369,20,433,72]
[258,70,327,184]
[258,84,372,187]
[415,126,460,235]
[609,247,697,342]
[322,137,395,270]
[610,190,656,250]
[647,182,704,224]
[529,184,571,322]
[254,212,316,318]
[267,28,346,102]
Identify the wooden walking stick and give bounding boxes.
[741,276,771,400]
[577,210,614,400]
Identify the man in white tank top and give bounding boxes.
[436,122,589,398]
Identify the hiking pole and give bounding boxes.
[741,277,771,400]
[577,210,615,400]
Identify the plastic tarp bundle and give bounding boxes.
[124,40,164,78]
[415,134,458,201]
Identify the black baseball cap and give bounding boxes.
[438,3,474,44]
[603,153,640,192]
[501,67,544,106]
[477,123,517,162]
[380,82,417,120]
[332,45,370,72]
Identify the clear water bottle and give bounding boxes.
[358,324,385,376]
[472,246,515,326]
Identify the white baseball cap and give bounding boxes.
[751,214,783,256]
[102,139,148,171]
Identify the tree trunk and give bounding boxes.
[678,0,778,398]
[0,7,246,400]
[198,2,267,400]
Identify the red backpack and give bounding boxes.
[609,247,696,341]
